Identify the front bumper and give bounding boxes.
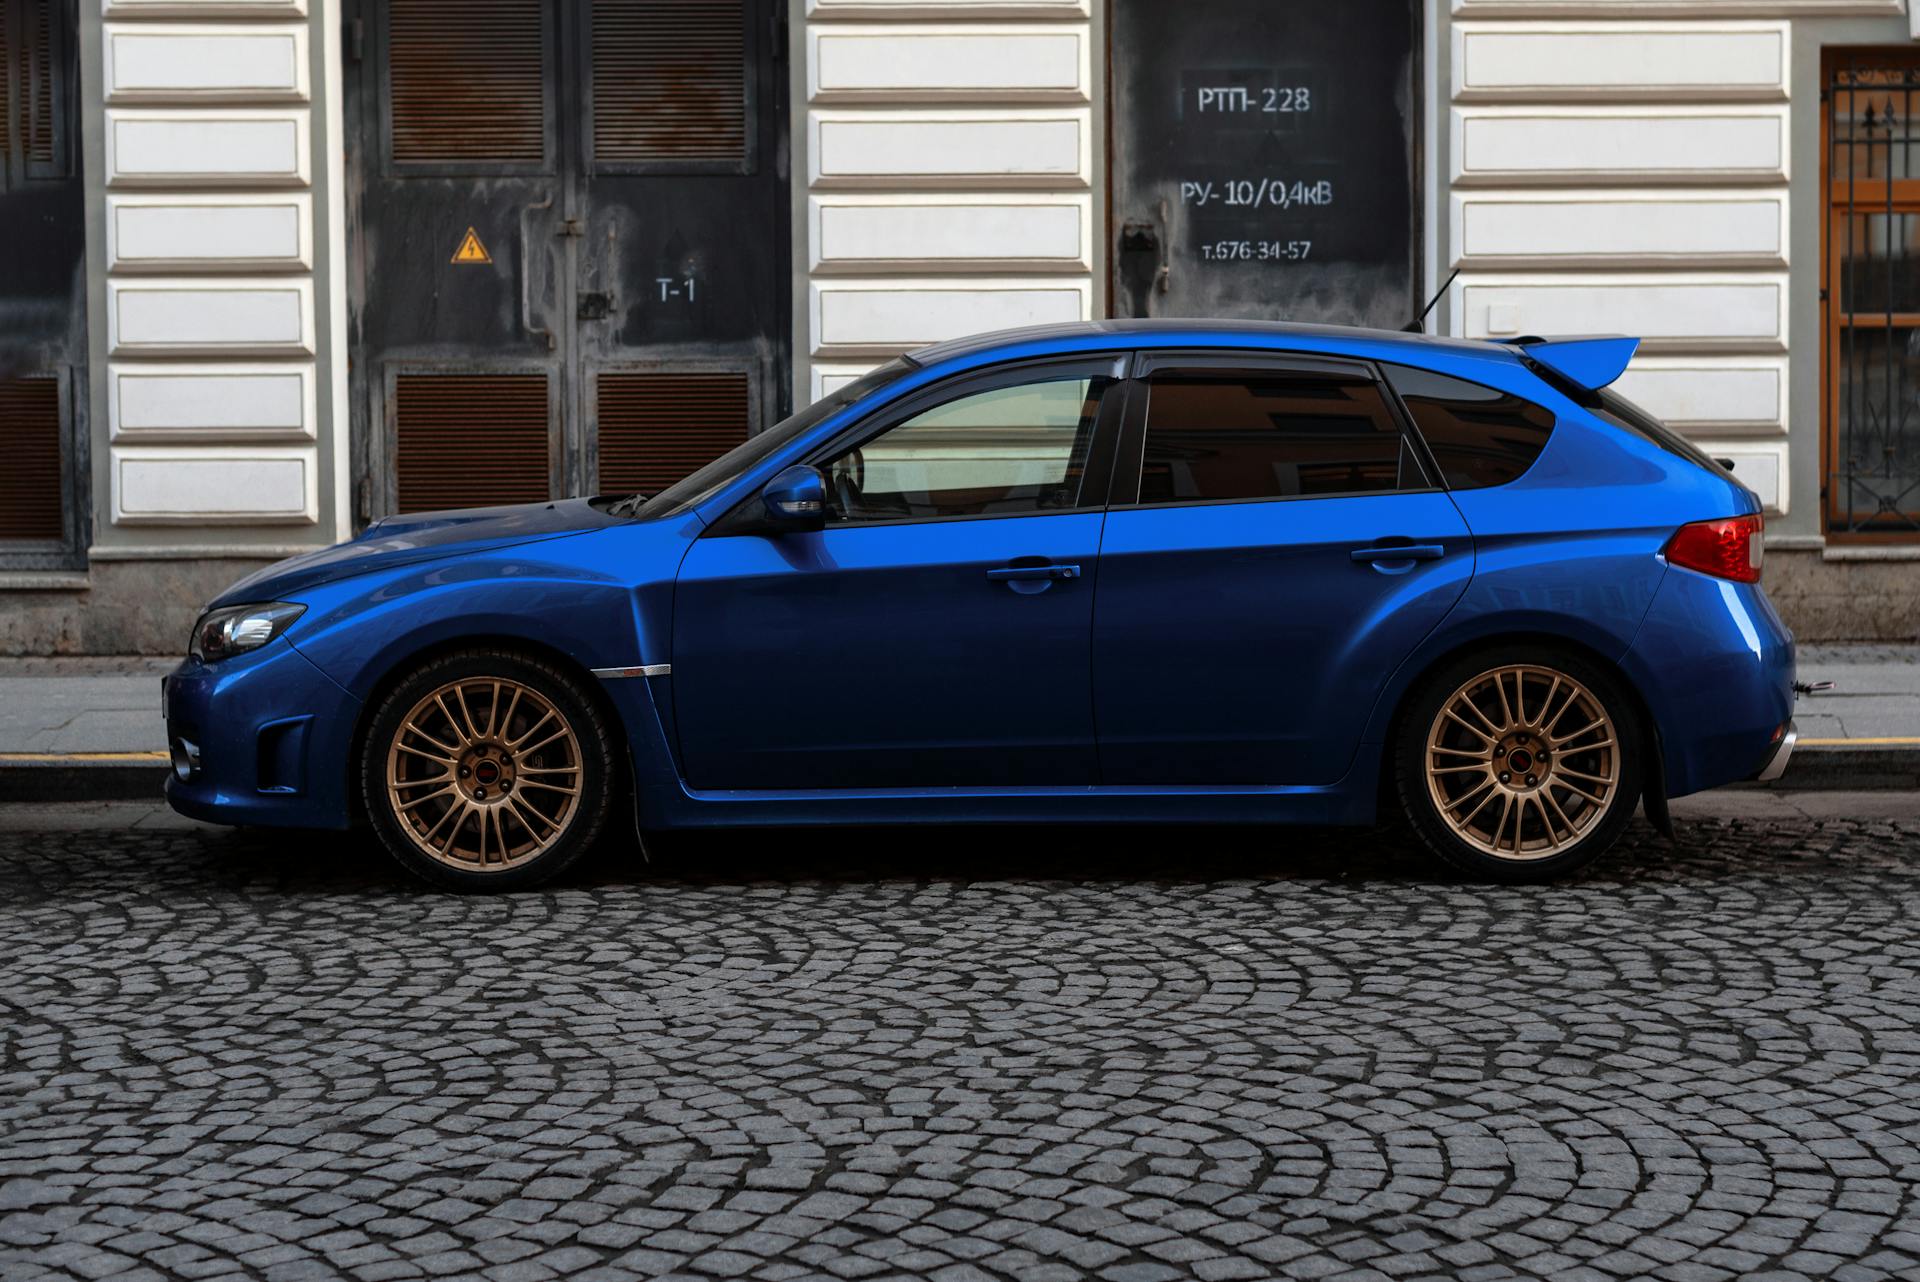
[163,639,362,829]
[1752,720,1797,783]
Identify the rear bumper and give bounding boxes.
[1622,570,1795,798]
[1752,720,1797,783]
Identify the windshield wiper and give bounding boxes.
[607,492,651,517]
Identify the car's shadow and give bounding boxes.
[171,815,1723,896]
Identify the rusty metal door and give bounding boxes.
[346,0,789,519]
[1108,0,1420,329]
[0,0,86,568]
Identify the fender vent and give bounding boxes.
[596,371,749,494]
[0,378,63,541]
[394,373,550,513]
[591,0,747,165]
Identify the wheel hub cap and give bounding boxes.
[1424,664,1620,861]
[385,677,582,870]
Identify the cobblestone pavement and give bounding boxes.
[3,809,1920,1282]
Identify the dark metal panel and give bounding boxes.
[590,0,748,169]
[593,369,748,493]
[393,371,553,511]
[387,0,547,166]
[19,0,60,174]
[347,0,790,522]
[0,0,85,569]
[0,376,62,540]
[1108,0,1421,330]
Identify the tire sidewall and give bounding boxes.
[1396,644,1644,882]
[361,650,616,891]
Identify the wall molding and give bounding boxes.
[1453,20,1789,103]
[110,446,319,525]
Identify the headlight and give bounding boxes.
[189,602,306,663]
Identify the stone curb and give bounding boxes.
[0,757,169,804]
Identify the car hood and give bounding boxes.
[208,498,623,608]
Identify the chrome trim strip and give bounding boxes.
[1755,720,1797,783]
[591,664,670,679]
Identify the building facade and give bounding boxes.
[1,0,1917,652]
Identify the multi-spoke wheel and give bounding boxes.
[362,650,615,890]
[1396,647,1642,882]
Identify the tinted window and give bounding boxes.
[823,376,1107,523]
[1136,370,1423,504]
[1382,364,1555,490]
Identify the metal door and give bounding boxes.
[347,0,790,519]
[0,0,86,568]
[1108,0,1420,329]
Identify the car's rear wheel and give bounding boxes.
[1396,646,1642,882]
[361,649,615,890]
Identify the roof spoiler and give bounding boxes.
[1511,335,1639,392]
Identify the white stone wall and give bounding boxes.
[98,0,323,529]
[800,0,1097,399]
[1445,0,1903,516]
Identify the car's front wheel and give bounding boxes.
[361,649,616,890]
[1396,646,1643,882]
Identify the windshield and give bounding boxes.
[630,359,916,519]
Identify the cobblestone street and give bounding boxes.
[3,803,1919,1282]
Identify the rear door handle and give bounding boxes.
[1350,544,1445,563]
[987,563,1081,581]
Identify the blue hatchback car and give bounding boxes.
[164,321,1796,889]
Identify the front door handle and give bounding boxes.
[987,563,1081,581]
[1350,544,1445,563]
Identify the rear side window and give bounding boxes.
[1382,364,1555,490]
[1136,370,1427,505]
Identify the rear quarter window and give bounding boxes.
[1382,363,1555,490]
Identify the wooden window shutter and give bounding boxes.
[592,0,747,165]
[0,378,64,541]
[597,372,749,494]
[394,373,550,513]
[388,0,545,164]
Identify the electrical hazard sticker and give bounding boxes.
[450,227,492,265]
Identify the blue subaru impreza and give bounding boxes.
[164,321,1795,889]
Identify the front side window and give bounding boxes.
[822,376,1108,523]
[1135,369,1424,505]
[1382,364,1556,490]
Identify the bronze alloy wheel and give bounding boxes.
[1423,664,1622,862]
[384,677,583,871]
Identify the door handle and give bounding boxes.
[520,194,556,351]
[1350,544,1445,563]
[987,563,1081,581]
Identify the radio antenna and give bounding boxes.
[1403,268,1461,334]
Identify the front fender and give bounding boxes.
[289,556,644,701]
[285,518,696,701]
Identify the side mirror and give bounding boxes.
[761,464,827,532]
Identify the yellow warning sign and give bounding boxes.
[450,227,492,265]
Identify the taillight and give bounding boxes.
[1664,514,1764,583]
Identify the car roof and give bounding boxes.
[906,319,1508,368]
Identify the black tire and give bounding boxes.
[360,648,617,891]
[1394,644,1643,883]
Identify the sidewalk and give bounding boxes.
[0,657,175,800]
[0,646,1915,799]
